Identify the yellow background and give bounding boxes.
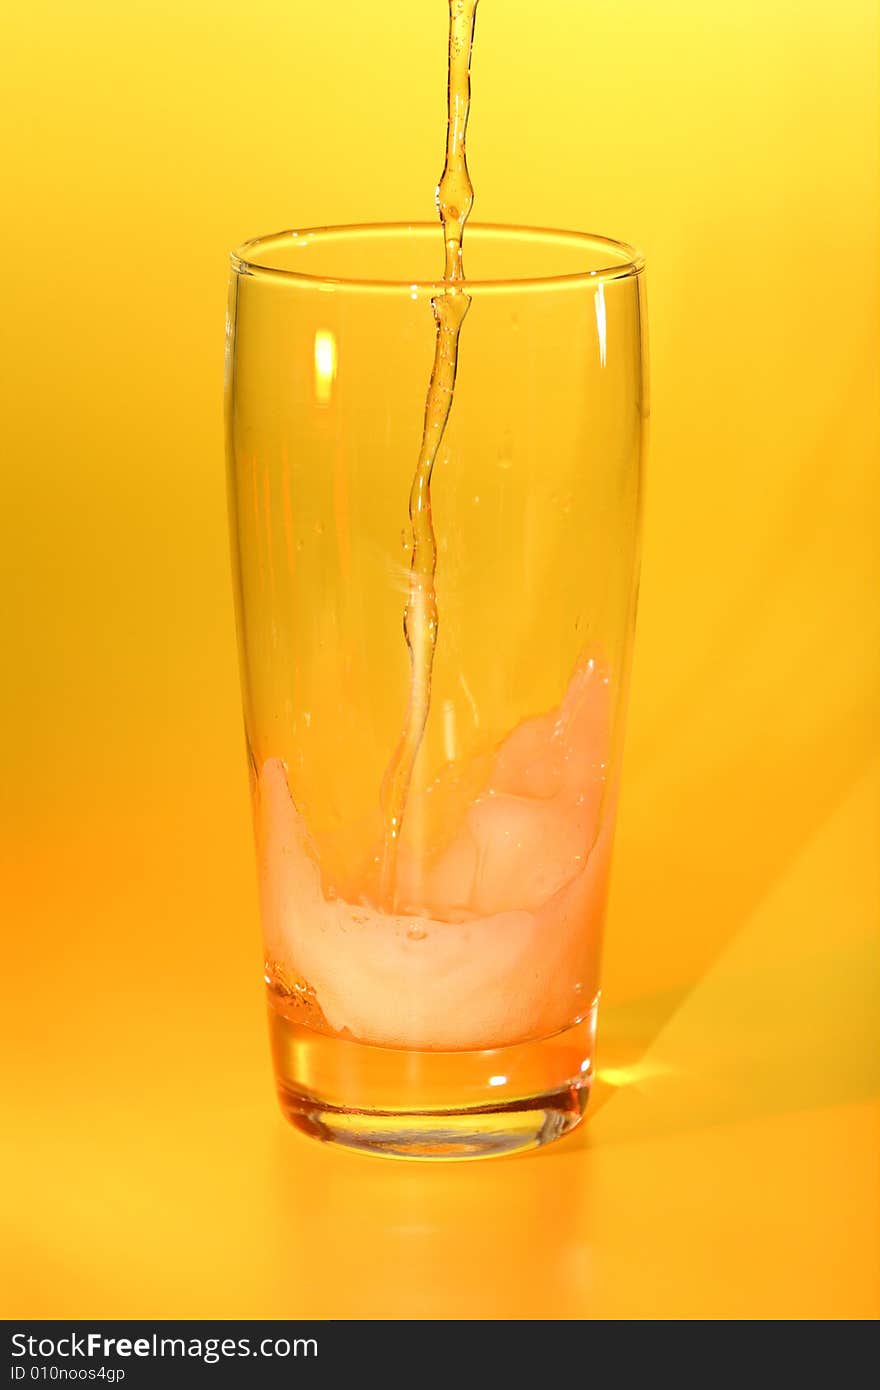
[2,0,878,1318]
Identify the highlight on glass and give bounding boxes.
[225,222,646,1157]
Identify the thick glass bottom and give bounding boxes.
[268,999,597,1160]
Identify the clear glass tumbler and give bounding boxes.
[225,224,646,1158]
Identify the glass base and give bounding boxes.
[268,999,597,1161]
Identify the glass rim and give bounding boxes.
[230,221,645,291]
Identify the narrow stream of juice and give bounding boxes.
[380,0,479,907]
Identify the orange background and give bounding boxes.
[2,0,878,1318]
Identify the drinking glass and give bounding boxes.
[225,224,646,1158]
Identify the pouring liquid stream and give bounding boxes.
[380,0,479,908]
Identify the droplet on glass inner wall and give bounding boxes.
[407,923,427,941]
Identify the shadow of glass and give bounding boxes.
[600,370,879,1091]
[557,758,880,1153]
